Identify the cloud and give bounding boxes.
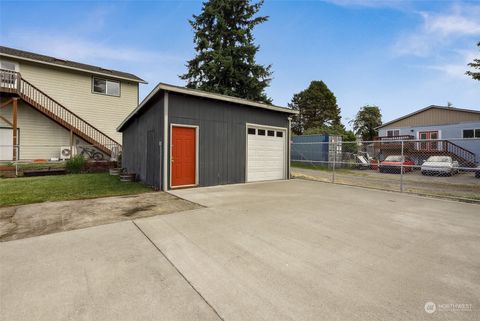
[393,4,480,57]
[426,50,478,79]
[323,0,407,9]
[3,31,181,65]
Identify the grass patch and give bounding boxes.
[0,173,152,207]
[18,162,66,170]
[291,161,331,171]
[291,161,363,175]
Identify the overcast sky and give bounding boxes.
[1,0,479,128]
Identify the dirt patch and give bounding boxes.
[292,168,480,202]
[0,192,202,242]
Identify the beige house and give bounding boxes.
[375,105,480,165]
[0,46,145,161]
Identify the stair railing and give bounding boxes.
[1,69,120,154]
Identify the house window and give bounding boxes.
[0,60,18,71]
[386,129,400,137]
[463,129,480,138]
[92,77,120,97]
[0,60,19,86]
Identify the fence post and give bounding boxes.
[332,141,336,184]
[400,140,404,192]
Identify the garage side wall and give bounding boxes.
[168,93,289,187]
[122,94,164,188]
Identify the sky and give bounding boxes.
[0,0,479,128]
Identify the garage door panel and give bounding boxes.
[247,126,286,182]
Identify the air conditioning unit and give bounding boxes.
[60,146,76,160]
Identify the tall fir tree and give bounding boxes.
[466,42,480,81]
[180,0,272,103]
[289,81,342,135]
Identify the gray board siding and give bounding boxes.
[122,91,289,189]
[122,94,164,188]
[167,93,289,188]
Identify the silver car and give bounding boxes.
[421,156,459,176]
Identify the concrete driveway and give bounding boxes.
[1,179,479,321]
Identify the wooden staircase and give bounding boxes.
[374,136,477,167]
[0,69,120,156]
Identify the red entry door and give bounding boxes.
[171,126,196,187]
[419,131,439,150]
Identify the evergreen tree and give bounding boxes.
[351,105,382,141]
[289,81,342,135]
[466,42,480,81]
[180,0,272,103]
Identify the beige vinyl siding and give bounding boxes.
[0,99,71,160]
[382,108,480,129]
[13,59,138,143]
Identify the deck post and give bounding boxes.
[70,129,74,156]
[12,98,18,161]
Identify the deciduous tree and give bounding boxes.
[351,105,382,141]
[290,81,342,135]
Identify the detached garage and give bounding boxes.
[117,83,297,190]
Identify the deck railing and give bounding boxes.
[373,135,476,166]
[0,69,120,155]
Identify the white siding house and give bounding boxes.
[0,46,145,161]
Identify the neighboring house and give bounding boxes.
[0,46,145,161]
[118,83,298,190]
[375,105,480,166]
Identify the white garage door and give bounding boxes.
[247,125,287,182]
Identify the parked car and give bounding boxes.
[421,156,459,176]
[379,155,415,173]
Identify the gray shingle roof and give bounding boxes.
[0,45,146,83]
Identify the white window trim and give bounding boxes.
[0,59,19,72]
[416,130,442,140]
[92,76,121,97]
[386,129,401,137]
[462,128,480,139]
[169,123,199,189]
[245,123,288,183]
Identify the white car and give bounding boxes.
[421,156,459,176]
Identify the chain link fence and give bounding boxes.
[0,144,120,178]
[291,137,480,202]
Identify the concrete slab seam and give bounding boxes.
[131,220,225,321]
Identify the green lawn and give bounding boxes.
[291,161,369,176]
[0,173,152,207]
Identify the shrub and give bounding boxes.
[66,155,86,174]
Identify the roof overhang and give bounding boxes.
[0,52,148,84]
[117,83,298,132]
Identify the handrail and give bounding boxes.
[0,69,120,154]
[374,135,414,141]
[445,140,475,164]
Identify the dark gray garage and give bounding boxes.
[117,83,297,190]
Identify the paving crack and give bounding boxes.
[131,220,225,321]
